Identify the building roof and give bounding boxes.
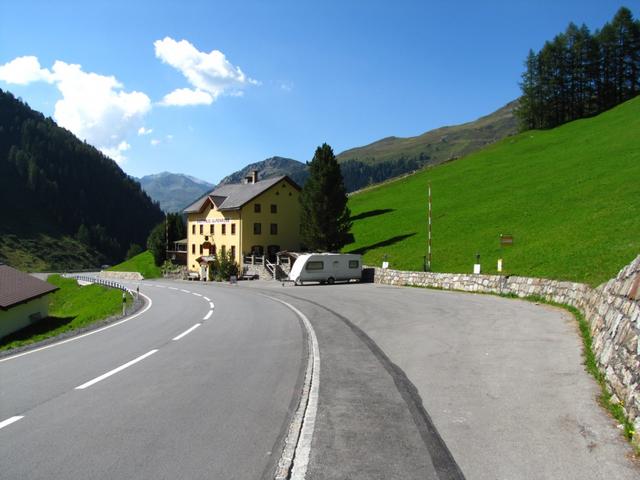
[0,264,59,310]
[184,175,300,214]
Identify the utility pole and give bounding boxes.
[427,182,432,271]
[165,212,169,262]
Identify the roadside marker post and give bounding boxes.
[122,291,126,316]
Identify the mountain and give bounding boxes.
[345,96,640,286]
[138,172,215,213]
[337,100,519,167]
[142,100,520,212]
[217,156,308,187]
[215,101,519,194]
[0,89,164,271]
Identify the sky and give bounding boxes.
[0,0,637,183]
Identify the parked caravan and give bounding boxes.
[288,253,362,285]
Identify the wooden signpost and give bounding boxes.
[498,234,513,272]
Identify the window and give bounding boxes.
[221,224,226,235]
[199,224,203,235]
[270,223,278,235]
[230,245,236,259]
[306,261,324,271]
[192,244,195,254]
[270,204,277,213]
[254,222,261,234]
[199,245,203,255]
[221,245,226,257]
[192,225,195,235]
[210,225,214,234]
[254,203,261,213]
[231,223,236,235]
[349,260,360,269]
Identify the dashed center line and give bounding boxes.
[203,296,210,301]
[203,310,213,320]
[209,302,215,309]
[168,287,178,290]
[75,349,158,390]
[180,289,191,293]
[192,292,202,297]
[172,323,201,341]
[0,416,24,430]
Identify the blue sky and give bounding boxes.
[0,1,636,183]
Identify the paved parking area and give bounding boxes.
[245,280,639,480]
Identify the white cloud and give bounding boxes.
[0,56,53,84]
[150,138,161,146]
[0,57,151,165]
[138,126,153,135]
[166,134,173,140]
[160,87,212,106]
[100,141,130,164]
[154,37,257,105]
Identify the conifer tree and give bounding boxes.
[300,143,352,251]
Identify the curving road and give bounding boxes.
[1,278,638,480]
[0,281,304,480]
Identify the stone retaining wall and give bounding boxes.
[98,270,144,281]
[371,255,640,442]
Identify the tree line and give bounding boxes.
[517,6,640,130]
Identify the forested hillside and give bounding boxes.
[0,89,164,270]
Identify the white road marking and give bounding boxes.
[203,310,213,320]
[75,349,158,390]
[263,295,320,480]
[0,416,24,430]
[168,287,178,290]
[172,323,201,341]
[0,294,153,364]
[203,296,210,301]
[209,302,215,309]
[192,292,202,297]
[180,289,190,293]
[155,285,165,288]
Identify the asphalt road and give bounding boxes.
[2,278,638,480]
[0,281,304,479]
[244,280,639,480]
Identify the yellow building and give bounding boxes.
[184,171,301,277]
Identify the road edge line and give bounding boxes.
[262,295,320,480]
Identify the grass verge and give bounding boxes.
[108,250,161,279]
[0,275,132,352]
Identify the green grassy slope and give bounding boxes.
[345,97,640,286]
[0,275,131,350]
[108,251,161,279]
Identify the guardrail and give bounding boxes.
[63,273,136,297]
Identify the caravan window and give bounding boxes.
[349,260,359,269]
[306,261,324,271]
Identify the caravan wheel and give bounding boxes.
[327,277,335,285]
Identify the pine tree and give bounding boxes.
[300,143,353,252]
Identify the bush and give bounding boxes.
[208,251,239,282]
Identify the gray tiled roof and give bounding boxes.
[0,265,59,310]
[184,176,299,213]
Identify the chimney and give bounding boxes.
[244,170,259,184]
